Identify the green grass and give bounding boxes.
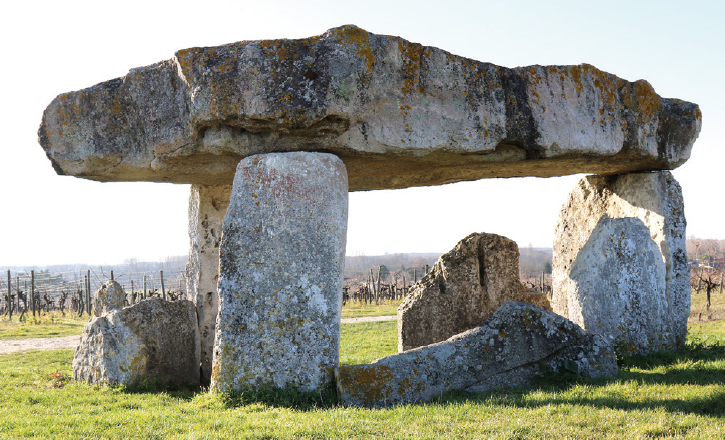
[340,300,401,319]
[690,289,725,322]
[0,311,87,340]
[0,321,724,438]
[340,321,397,365]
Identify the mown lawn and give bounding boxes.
[0,321,723,438]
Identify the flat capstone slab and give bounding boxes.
[38,26,701,190]
[211,151,348,393]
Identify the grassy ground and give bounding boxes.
[690,289,725,322]
[340,300,401,319]
[0,302,399,340]
[0,321,723,438]
[0,311,87,340]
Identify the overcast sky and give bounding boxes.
[1,0,722,266]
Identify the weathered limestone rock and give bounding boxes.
[73,298,200,386]
[338,302,617,407]
[91,280,125,317]
[567,216,668,354]
[185,183,231,383]
[211,152,348,393]
[39,26,700,191]
[398,232,550,351]
[553,171,689,354]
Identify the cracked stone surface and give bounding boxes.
[338,302,617,407]
[39,25,700,191]
[398,232,550,351]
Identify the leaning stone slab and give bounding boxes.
[185,183,232,383]
[211,151,348,393]
[39,26,700,191]
[73,298,200,386]
[398,232,550,351]
[563,216,668,354]
[91,280,125,317]
[553,171,689,354]
[337,302,617,407]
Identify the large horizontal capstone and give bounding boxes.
[39,25,701,191]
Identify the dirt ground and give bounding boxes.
[0,335,80,355]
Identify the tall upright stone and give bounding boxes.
[186,184,232,383]
[211,152,348,393]
[398,232,550,352]
[553,171,689,354]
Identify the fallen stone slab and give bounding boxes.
[211,151,348,393]
[398,232,550,351]
[73,298,200,386]
[553,171,689,354]
[39,26,700,191]
[337,302,617,407]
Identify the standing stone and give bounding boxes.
[73,298,200,386]
[92,280,125,317]
[398,233,550,352]
[211,152,348,393]
[553,171,689,354]
[185,184,231,383]
[565,216,668,354]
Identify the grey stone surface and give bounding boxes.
[73,298,200,386]
[553,171,689,354]
[185,183,231,383]
[39,26,700,191]
[398,232,551,351]
[566,216,668,354]
[211,151,348,393]
[91,280,125,317]
[337,302,617,407]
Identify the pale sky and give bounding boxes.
[1,0,722,266]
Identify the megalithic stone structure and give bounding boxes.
[186,184,232,383]
[38,26,702,394]
[211,152,348,392]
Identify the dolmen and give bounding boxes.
[41,25,700,401]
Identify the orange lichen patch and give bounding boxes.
[338,364,394,406]
[498,330,507,338]
[332,26,375,73]
[398,40,426,96]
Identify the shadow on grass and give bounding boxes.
[118,378,339,410]
[435,339,725,417]
[220,385,338,411]
[118,337,725,414]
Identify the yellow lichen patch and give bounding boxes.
[332,26,374,73]
[397,40,426,96]
[498,330,507,338]
[338,364,394,406]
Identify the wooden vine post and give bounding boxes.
[6,270,11,319]
[160,270,166,301]
[31,270,36,317]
